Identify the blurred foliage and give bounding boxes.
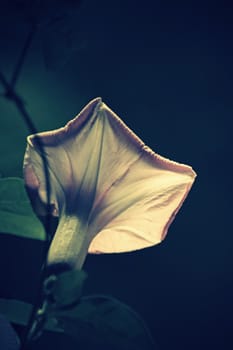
[0,1,157,349]
[0,314,20,350]
[55,295,156,350]
[0,269,156,349]
[0,177,45,240]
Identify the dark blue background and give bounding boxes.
[0,0,233,349]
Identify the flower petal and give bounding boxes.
[89,155,194,253]
[24,98,196,258]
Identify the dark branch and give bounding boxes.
[0,71,52,237]
[0,70,52,349]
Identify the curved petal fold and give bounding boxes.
[23,98,196,266]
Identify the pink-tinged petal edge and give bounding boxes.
[23,97,196,254]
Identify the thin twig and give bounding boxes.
[0,71,52,349]
[0,72,51,234]
[0,3,52,347]
[0,71,37,133]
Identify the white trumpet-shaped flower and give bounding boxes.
[23,98,196,272]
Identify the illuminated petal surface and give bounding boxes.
[23,98,196,269]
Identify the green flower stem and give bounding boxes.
[46,214,89,273]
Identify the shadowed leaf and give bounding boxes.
[0,314,20,350]
[0,275,157,349]
[51,294,157,350]
[0,177,45,240]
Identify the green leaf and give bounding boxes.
[0,294,156,349]
[0,177,45,240]
[0,313,20,350]
[0,298,31,326]
[0,298,62,334]
[52,295,156,350]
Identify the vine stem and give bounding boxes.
[0,71,52,237]
[0,23,52,349]
[0,70,53,349]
